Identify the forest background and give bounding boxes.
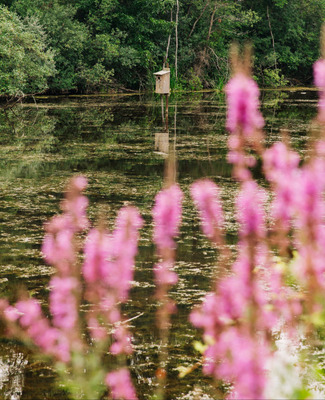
[1,0,325,96]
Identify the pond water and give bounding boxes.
[0,89,319,399]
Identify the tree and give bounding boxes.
[241,0,325,85]
[0,5,56,97]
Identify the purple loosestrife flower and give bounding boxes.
[216,329,268,400]
[190,282,271,399]
[61,175,89,232]
[236,181,266,240]
[314,59,325,123]
[49,276,80,331]
[42,215,75,272]
[190,179,224,242]
[225,73,264,136]
[83,228,111,283]
[99,295,121,323]
[263,142,300,229]
[263,142,300,183]
[263,142,302,257]
[42,176,89,275]
[86,317,106,340]
[225,71,265,181]
[153,184,183,252]
[269,267,302,333]
[190,175,275,399]
[295,161,325,230]
[153,261,178,286]
[106,368,138,400]
[11,299,71,362]
[292,160,325,289]
[314,59,325,87]
[83,207,142,350]
[110,325,133,355]
[109,206,143,302]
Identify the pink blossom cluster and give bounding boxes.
[191,180,274,399]
[236,180,266,240]
[105,368,138,400]
[293,160,325,291]
[61,175,89,231]
[0,176,90,362]
[153,184,183,287]
[190,57,325,399]
[314,59,325,122]
[0,298,70,363]
[263,142,300,230]
[225,73,264,136]
[108,206,143,301]
[49,276,80,332]
[83,207,143,351]
[152,184,183,396]
[264,140,325,292]
[190,179,224,243]
[81,206,142,399]
[153,184,183,252]
[0,176,141,400]
[225,72,264,181]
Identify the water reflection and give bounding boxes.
[0,344,27,400]
[155,131,169,154]
[0,90,319,399]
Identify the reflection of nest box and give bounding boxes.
[155,131,169,154]
[154,68,170,94]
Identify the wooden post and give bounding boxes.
[154,66,170,132]
[165,94,169,132]
[161,95,165,124]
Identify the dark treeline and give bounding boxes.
[0,0,325,96]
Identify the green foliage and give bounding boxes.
[1,0,325,92]
[242,0,325,84]
[0,5,56,97]
[13,0,91,91]
[262,68,289,87]
[77,61,114,93]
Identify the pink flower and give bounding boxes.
[106,368,138,400]
[154,261,178,286]
[87,317,107,340]
[107,207,143,301]
[99,296,121,323]
[215,329,268,400]
[236,181,266,239]
[4,305,20,322]
[314,59,325,88]
[71,175,87,192]
[49,277,79,331]
[110,325,133,355]
[13,299,68,361]
[263,142,300,182]
[15,299,42,327]
[313,60,325,122]
[42,215,75,269]
[190,179,224,241]
[225,73,264,135]
[61,176,89,231]
[112,206,143,265]
[263,142,300,228]
[83,228,111,283]
[153,184,183,251]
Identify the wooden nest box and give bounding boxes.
[154,68,170,94]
